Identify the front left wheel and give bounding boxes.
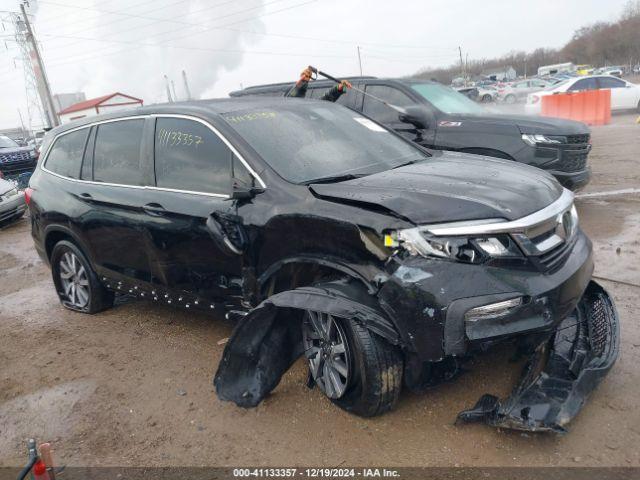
[302,309,403,417]
[50,240,114,314]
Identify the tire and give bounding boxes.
[302,309,403,417]
[482,94,492,103]
[50,240,114,314]
[505,94,517,104]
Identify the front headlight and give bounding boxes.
[387,229,523,264]
[521,134,566,146]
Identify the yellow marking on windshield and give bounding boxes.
[224,112,277,124]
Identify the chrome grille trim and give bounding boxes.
[423,189,574,237]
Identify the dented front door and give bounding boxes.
[143,190,244,303]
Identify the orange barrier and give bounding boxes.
[541,89,611,125]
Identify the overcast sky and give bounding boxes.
[0,0,629,129]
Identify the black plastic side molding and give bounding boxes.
[213,281,401,408]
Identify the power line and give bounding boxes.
[36,0,204,46]
[41,0,319,68]
[38,0,281,56]
[35,0,457,52]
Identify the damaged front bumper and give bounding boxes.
[457,280,619,433]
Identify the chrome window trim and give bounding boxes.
[40,113,266,199]
[422,189,574,236]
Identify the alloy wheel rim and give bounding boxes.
[302,310,350,399]
[59,251,90,309]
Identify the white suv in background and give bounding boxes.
[526,75,640,115]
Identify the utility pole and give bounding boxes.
[19,2,58,127]
[17,108,26,135]
[182,70,192,100]
[357,46,363,76]
[458,46,465,85]
[164,75,173,102]
[170,80,177,102]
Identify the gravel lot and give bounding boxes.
[0,113,639,468]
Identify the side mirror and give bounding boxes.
[230,182,264,201]
[398,106,431,130]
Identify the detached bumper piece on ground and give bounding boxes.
[457,281,619,433]
[215,280,619,433]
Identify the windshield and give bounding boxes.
[0,135,19,149]
[410,83,486,115]
[222,103,429,184]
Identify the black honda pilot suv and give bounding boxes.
[231,77,593,191]
[27,98,618,433]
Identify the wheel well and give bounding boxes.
[459,148,514,161]
[261,262,354,299]
[44,230,74,260]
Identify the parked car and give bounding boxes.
[456,86,479,101]
[526,75,640,114]
[602,67,624,77]
[576,65,595,76]
[231,77,593,191]
[476,85,498,103]
[0,176,26,224]
[28,99,618,431]
[497,78,552,104]
[0,134,39,177]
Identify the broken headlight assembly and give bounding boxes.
[386,228,523,264]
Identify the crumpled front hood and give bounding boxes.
[310,152,564,225]
[452,112,590,135]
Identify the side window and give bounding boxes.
[93,120,145,185]
[568,78,598,91]
[45,128,89,179]
[598,77,626,89]
[362,85,414,124]
[154,117,232,195]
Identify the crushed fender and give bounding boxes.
[214,281,400,408]
[457,281,619,433]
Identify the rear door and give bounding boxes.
[143,115,251,304]
[77,116,156,285]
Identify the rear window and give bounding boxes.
[93,120,145,186]
[45,128,89,179]
[598,76,626,89]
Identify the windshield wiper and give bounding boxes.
[303,173,365,185]
[391,158,423,170]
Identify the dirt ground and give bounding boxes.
[0,113,639,468]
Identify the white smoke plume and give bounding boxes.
[33,0,267,104]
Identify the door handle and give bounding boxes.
[142,203,166,216]
[78,192,93,200]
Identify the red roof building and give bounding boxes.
[58,92,143,123]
